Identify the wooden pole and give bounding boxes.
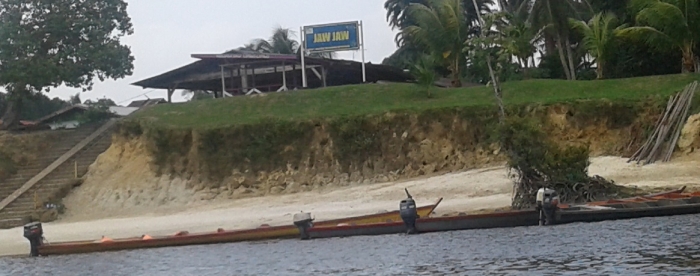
[664,82,697,162]
[75,161,78,178]
[646,87,690,164]
[634,93,679,163]
[628,95,675,162]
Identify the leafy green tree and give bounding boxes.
[466,9,509,120]
[84,98,117,110]
[620,0,700,73]
[0,0,135,129]
[570,12,627,79]
[0,93,69,121]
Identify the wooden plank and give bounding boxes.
[664,82,697,162]
[0,119,117,212]
[628,94,676,162]
[646,89,689,164]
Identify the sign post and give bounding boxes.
[360,20,366,83]
[300,26,308,88]
[301,21,365,87]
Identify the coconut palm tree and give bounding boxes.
[249,26,335,59]
[496,0,541,72]
[411,54,439,98]
[620,0,700,73]
[529,0,593,80]
[570,12,627,79]
[401,0,471,87]
[385,0,494,46]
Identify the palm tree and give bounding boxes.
[497,1,541,72]
[385,0,494,45]
[620,0,700,73]
[529,0,593,80]
[401,0,470,87]
[570,12,626,79]
[251,26,299,54]
[411,54,439,98]
[249,26,335,59]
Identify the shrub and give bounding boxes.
[498,117,628,209]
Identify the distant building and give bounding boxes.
[108,106,139,117]
[14,104,139,131]
[127,98,168,108]
[35,104,90,130]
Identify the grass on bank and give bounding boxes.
[130,74,700,129]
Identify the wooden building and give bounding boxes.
[131,50,415,102]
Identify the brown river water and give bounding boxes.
[2,214,700,275]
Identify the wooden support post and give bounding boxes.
[251,65,257,88]
[167,88,174,103]
[74,161,78,178]
[230,69,235,90]
[292,64,298,89]
[220,65,226,99]
[278,61,288,92]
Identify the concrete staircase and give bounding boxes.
[0,120,115,229]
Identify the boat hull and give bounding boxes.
[36,198,443,256]
[306,192,700,240]
[558,196,700,224]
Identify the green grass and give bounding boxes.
[131,74,700,129]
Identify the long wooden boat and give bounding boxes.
[304,188,700,240]
[32,198,443,256]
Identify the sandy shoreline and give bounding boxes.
[1,155,699,257]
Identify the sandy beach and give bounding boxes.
[1,155,699,257]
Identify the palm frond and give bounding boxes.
[617,26,675,53]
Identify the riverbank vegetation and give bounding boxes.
[130,74,700,129]
[120,74,700,191]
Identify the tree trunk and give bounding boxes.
[555,36,572,80]
[521,57,530,79]
[451,57,462,87]
[681,47,695,73]
[486,56,506,122]
[0,94,22,130]
[565,38,577,80]
[544,34,556,56]
[596,63,604,79]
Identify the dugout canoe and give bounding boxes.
[302,188,700,240]
[29,198,443,256]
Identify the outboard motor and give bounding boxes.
[293,212,314,240]
[536,188,560,226]
[399,188,419,234]
[23,222,44,257]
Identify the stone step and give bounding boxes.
[0,121,116,228]
[0,217,25,229]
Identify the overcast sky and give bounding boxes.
[48,0,400,105]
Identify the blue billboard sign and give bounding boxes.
[303,21,360,52]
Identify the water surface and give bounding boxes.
[2,214,700,275]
